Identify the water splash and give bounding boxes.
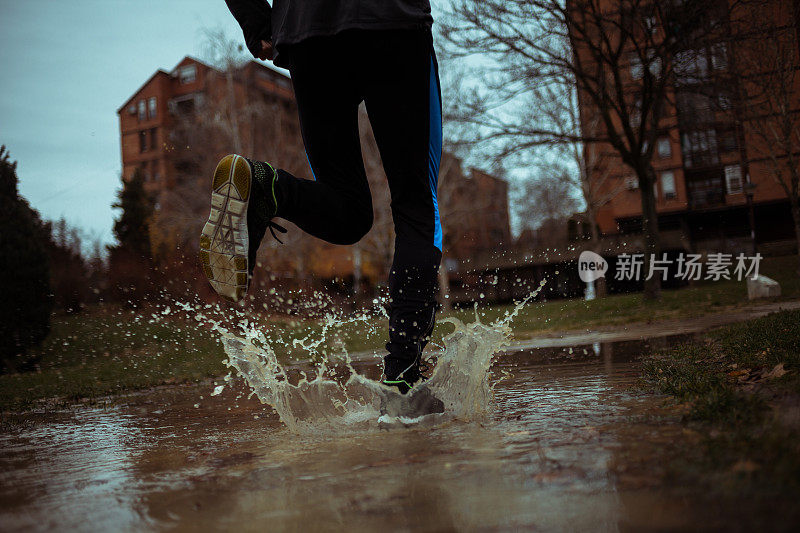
[200,280,546,433]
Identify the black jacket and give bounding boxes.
[224,0,433,67]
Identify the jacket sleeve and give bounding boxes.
[224,0,272,58]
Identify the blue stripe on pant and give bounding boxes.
[428,54,443,252]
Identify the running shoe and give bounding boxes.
[382,356,427,394]
[198,154,284,302]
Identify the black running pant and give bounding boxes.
[273,29,443,368]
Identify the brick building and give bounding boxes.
[581,0,800,255]
[117,56,298,193]
[440,157,512,261]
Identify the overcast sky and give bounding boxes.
[2,1,494,247]
[0,1,247,244]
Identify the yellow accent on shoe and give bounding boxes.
[199,154,253,302]
[212,154,235,191]
[232,158,251,200]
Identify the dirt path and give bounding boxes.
[507,299,800,351]
[339,299,800,362]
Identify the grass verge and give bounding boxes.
[1,255,798,413]
[0,307,227,412]
[467,255,800,338]
[641,308,800,494]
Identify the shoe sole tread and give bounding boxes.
[199,154,251,302]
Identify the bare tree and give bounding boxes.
[200,28,252,154]
[151,29,314,293]
[434,152,497,309]
[151,30,253,259]
[440,0,728,300]
[544,80,623,296]
[731,1,800,272]
[565,104,624,296]
[513,166,581,232]
[436,68,514,307]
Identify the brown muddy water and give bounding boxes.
[0,335,793,532]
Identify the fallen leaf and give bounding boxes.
[763,363,787,380]
[731,460,760,473]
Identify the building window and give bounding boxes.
[644,15,658,35]
[631,98,642,127]
[138,99,146,121]
[716,90,733,111]
[624,176,638,190]
[682,129,718,168]
[630,54,643,80]
[725,165,743,194]
[139,130,147,153]
[660,171,676,199]
[675,50,709,84]
[657,137,672,158]
[676,91,714,122]
[630,51,661,80]
[150,128,157,150]
[711,43,728,71]
[650,56,662,78]
[179,65,196,84]
[148,97,157,119]
[169,94,199,115]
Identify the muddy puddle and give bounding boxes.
[0,334,794,531]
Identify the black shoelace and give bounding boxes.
[268,221,287,243]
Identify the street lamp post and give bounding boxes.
[744,181,757,255]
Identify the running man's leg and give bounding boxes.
[362,30,443,381]
[268,47,373,246]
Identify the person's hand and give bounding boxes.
[257,40,274,61]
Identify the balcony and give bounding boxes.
[686,172,725,209]
[688,188,725,209]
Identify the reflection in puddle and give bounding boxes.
[0,334,784,530]
[0,410,143,531]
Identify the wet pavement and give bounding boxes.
[0,335,795,531]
